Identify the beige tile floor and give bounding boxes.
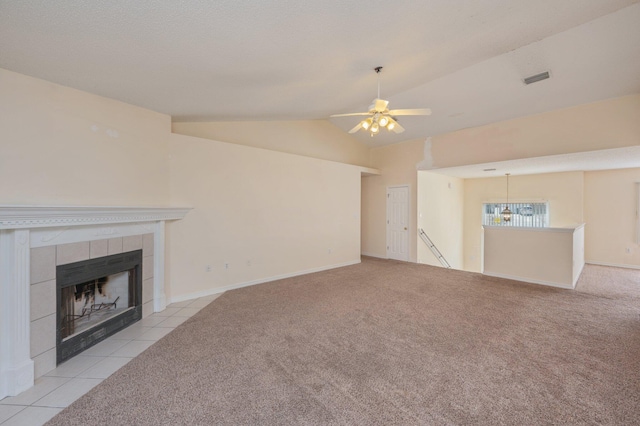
[0,294,221,426]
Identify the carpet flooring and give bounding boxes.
[47,258,640,425]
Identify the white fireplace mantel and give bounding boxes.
[0,205,190,400]
[0,205,191,230]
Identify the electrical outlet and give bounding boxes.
[328,248,332,254]
[206,265,212,272]
[626,248,632,254]
[247,260,252,267]
[224,263,229,269]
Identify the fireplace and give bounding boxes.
[56,250,143,363]
[0,205,189,399]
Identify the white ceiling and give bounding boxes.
[1,1,639,148]
[426,146,640,179]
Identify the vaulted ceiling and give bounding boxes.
[1,0,639,147]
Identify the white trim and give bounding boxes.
[153,221,167,312]
[169,259,361,304]
[0,206,191,230]
[29,222,156,248]
[386,184,410,262]
[0,230,34,399]
[483,271,575,289]
[482,223,585,233]
[585,261,640,270]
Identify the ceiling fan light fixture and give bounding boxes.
[329,66,430,137]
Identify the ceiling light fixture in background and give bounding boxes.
[501,173,512,222]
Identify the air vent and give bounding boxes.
[523,71,550,85]
[483,168,496,172]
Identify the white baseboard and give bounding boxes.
[573,262,586,287]
[586,261,640,270]
[169,259,362,304]
[483,271,575,289]
[361,252,386,259]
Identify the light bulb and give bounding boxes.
[362,118,372,130]
[379,116,389,127]
[387,121,395,131]
[371,122,380,133]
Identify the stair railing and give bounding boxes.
[418,228,451,269]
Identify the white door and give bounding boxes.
[387,186,409,261]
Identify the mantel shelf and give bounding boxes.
[0,206,192,230]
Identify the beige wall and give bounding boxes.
[428,94,640,168]
[463,171,584,272]
[167,133,362,301]
[361,95,638,265]
[0,68,171,206]
[584,168,640,268]
[0,67,365,305]
[483,225,584,288]
[172,120,371,167]
[417,172,464,269]
[361,138,423,261]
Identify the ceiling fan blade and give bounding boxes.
[390,119,405,134]
[330,112,372,117]
[373,98,389,112]
[348,122,363,134]
[387,108,432,116]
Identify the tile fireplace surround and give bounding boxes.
[0,206,190,400]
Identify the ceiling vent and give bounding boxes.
[523,71,550,85]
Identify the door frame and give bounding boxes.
[386,184,410,261]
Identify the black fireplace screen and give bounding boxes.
[56,250,142,363]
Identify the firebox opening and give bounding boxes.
[60,269,135,341]
[56,250,142,364]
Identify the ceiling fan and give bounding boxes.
[331,66,431,137]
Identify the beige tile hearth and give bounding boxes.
[44,356,104,379]
[1,407,61,426]
[0,294,222,426]
[136,327,174,341]
[173,307,203,317]
[76,357,133,379]
[111,340,154,357]
[33,378,103,408]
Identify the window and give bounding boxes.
[483,202,548,228]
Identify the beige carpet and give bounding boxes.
[47,258,640,425]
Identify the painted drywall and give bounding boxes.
[167,133,362,301]
[428,94,640,168]
[584,168,640,268]
[483,225,584,288]
[172,120,371,167]
[0,68,171,206]
[417,171,464,269]
[361,138,424,261]
[463,171,584,272]
[361,95,638,266]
